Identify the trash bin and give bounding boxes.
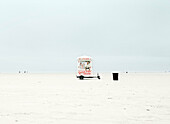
[112,72,119,81]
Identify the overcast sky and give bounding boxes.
[0,0,170,73]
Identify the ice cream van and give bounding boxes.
[76,56,100,80]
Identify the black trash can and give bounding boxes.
[112,72,119,81]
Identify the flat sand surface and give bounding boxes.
[0,73,170,124]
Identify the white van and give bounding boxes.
[76,56,100,80]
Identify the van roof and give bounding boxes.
[77,56,92,59]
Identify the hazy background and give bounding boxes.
[0,0,170,73]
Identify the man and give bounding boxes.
[85,61,91,71]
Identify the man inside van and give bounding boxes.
[85,61,91,71]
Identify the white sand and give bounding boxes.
[0,73,170,124]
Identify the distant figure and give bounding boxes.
[19,71,21,73]
[24,71,26,73]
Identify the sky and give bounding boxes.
[0,0,170,73]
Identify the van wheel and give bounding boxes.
[97,76,100,80]
[79,75,84,80]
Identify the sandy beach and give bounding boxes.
[0,73,170,124]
